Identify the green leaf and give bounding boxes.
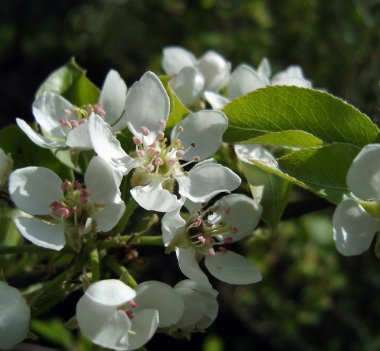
[223,86,379,147]
[239,160,292,228]
[160,75,191,128]
[0,125,72,179]
[249,143,361,204]
[31,319,74,349]
[36,58,100,106]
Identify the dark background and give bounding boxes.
[2,1,380,350]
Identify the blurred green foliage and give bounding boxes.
[1,1,380,350]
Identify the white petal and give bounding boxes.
[76,293,131,350]
[128,309,159,350]
[205,251,262,285]
[177,163,241,203]
[332,199,378,256]
[99,70,128,130]
[172,110,228,161]
[89,114,138,174]
[131,179,182,212]
[32,92,72,139]
[0,282,30,350]
[9,166,63,215]
[271,66,312,88]
[134,281,184,328]
[14,217,66,251]
[203,91,229,110]
[125,71,170,145]
[93,197,125,232]
[228,64,267,100]
[172,66,204,106]
[196,51,231,92]
[174,279,218,297]
[161,205,186,246]
[209,194,262,242]
[85,279,136,306]
[16,118,64,149]
[347,144,380,200]
[196,293,218,329]
[257,57,271,81]
[85,156,122,204]
[162,46,197,74]
[176,248,211,287]
[66,122,93,149]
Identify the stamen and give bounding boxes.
[141,126,150,136]
[133,136,142,146]
[156,131,165,141]
[159,119,167,127]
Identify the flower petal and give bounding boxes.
[234,144,278,169]
[204,250,262,285]
[32,92,72,139]
[76,292,131,350]
[271,66,312,88]
[89,114,138,174]
[172,66,204,106]
[93,197,125,232]
[177,163,241,203]
[125,71,170,145]
[203,91,229,110]
[196,51,230,92]
[14,217,66,250]
[66,122,93,149]
[347,144,380,200]
[176,248,211,287]
[85,279,136,307]
[332,199,378,255]
[9,166,63,215]
[161,205,186,246]
[172,110,228,161]
[99,70,128,130]
[228,64,267,100]
[131,179,182,212]
[0,282,30,350]
[85,156,122,204]
[257,57,271,81]
[128,309,159,350]
[16,118,64,149]
[162,46,197,74]
[209,194,262,242]
[134,281,184,328]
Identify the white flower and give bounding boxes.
[0,282,31,350]
[76,279,184,350]
[173,279,218,332]
[16,70,127,150]
[162,194,263,285]
[162,46,231,107]
[89,71,240,212]
[333,144,380,255]
[0,148,13,187]
[205,57,312,110]
[9,156,125,251]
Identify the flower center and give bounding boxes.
[50,180,94,226]
[130,121,200,189]
[59,103,106,130]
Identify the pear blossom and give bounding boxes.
[162,46,231,107]
[0,148,13,187]
[333,144,380,255]
[205,57,312,110]
[9,156,125,251]
[16,70,127,150]
[0,282,31,350]
[89,71,241,212]
[76,279,184,350]
[173,279,218,332]
[162,194,263,285]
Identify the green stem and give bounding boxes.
[115,197,138,234]
[89,247,100,281]
[105,256,137,288]
[99,235,163,250]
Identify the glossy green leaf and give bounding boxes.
[223,86,379,147]
[239,160,292,228]
[160,75,191,128]
[36,58,100,106]
[249,143,361,204]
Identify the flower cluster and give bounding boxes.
[2,46,322,350]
